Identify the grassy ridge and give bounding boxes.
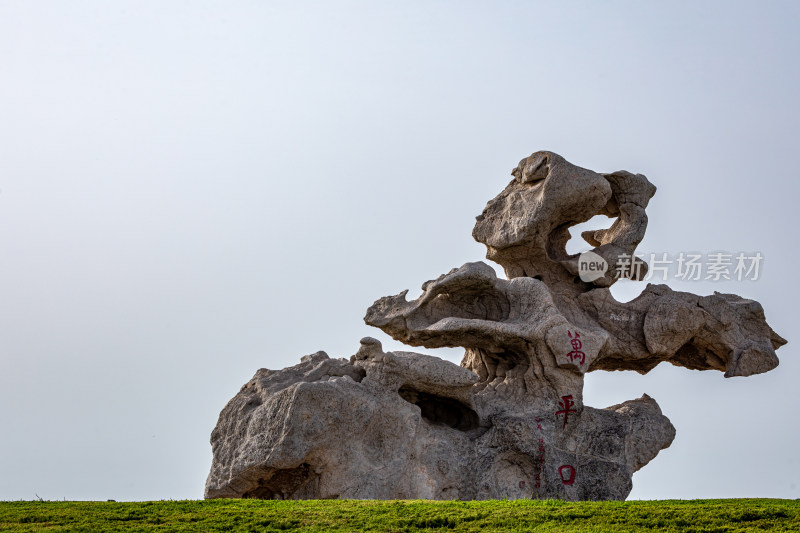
[0,499,798,532]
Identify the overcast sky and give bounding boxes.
[1,1,798,501]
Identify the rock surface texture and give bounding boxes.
[206,151,786,501]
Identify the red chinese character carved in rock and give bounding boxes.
[566,331,586,365]
[558,465,576,485]
[555,395,577,428]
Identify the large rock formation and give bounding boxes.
[205,151,786,501]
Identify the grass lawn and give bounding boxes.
[0,499,798,532]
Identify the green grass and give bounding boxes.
[0,499,798,532]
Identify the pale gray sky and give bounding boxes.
[1,1,798,501]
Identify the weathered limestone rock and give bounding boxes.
[206,151,786,501]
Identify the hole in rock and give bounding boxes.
[398,386,479,431]
[608,277,647,302]
[351,367,367,382]
[565,214,614,256]
[242,463,312,500]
